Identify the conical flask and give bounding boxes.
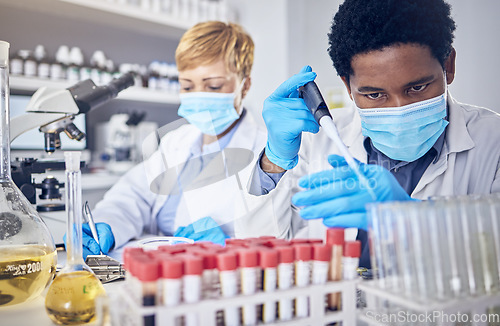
[0,40,57,307]
[45,151,105,325]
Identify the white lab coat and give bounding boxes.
[243,93,500,240]
[93,112,277,248]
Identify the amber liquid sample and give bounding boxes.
[45,270,106,325]
[0,245,56,306]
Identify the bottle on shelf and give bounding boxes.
[90,50,107,85]
[51,45,70,81]
[10,50,24,76]
[34,45,51,79]
[67,47,84,83]
[22,50,37,78]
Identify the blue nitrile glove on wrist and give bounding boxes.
[63,222,115,260]
[263,65,319,170]
[292,155,415,230]
[174,216,229,246]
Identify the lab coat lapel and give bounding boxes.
[412,93,475,197]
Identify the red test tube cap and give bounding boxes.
[277,246,294,264]
[344,240,362,258]
[259,249,278,269]
[180,255,203,275]
[134,257,160,282]
[326,228,345,246]
[161,259,183,279]
[216,252,237,271]
[293,244,312,262]
[123,247,144,270]
[308,239,324,244]
[313,244,331,262]
[290,239,309,245]
[237,249,259,268]
[191,249,217,270]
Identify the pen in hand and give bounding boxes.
[84,201,102,255]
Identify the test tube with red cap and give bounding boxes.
[123,247,144,303]
[133,255,160,326]
[259,248,278,324]
[191,248,219,299]
[181,255,203,326]
[161,258,183,307]
[294,243,312,318]
[277,246,294,321]
[327,227,344,310]
[312,244,331,285]
[238,249,259,326]
[217,252,239,326]
[343,240,361,280]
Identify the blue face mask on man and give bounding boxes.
[356,93,449,162]
[178,79,245,136]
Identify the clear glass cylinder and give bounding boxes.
[45,151,105,325]
[0,40,57,307]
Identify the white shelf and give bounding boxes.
[10,76,180,104]
[0,0,193,38]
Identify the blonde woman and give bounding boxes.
[78,21,271,256]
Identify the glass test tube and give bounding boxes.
[474,196,500,294]
[458,195,486,296]
[487,195,500,291]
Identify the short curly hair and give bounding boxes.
[327,0,456,78]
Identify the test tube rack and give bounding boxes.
[107,279,358,326]
[357,280,500,326]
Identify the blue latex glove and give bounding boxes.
[63,222,115,260]
[263,65,319,170]
[174,216,229,246]
[292,155,415,230]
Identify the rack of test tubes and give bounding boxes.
[106,229,361,326]
[358,194,500,326]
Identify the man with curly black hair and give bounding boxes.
[246,0,500,268]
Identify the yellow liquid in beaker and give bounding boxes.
[45,270,106,325]
[0,245,57,306]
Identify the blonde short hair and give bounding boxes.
[175,21,254,78]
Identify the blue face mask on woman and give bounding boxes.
[178,80,245,136]
[356,93,449,162]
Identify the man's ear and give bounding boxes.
[340,76,353,100]
[444,48,456,85]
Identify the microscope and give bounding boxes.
[10,73,135,212]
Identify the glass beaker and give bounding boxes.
[0,40,57,307]
[45,151,105,325]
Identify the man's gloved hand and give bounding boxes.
[292,155,415,230]
[64,222,115,260]
[263,65,319,170]
[174,216,229,246]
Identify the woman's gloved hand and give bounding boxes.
[292,155,415,230]
[263,65,319,170]
[174,216,229,246]
[64,222,115,260]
